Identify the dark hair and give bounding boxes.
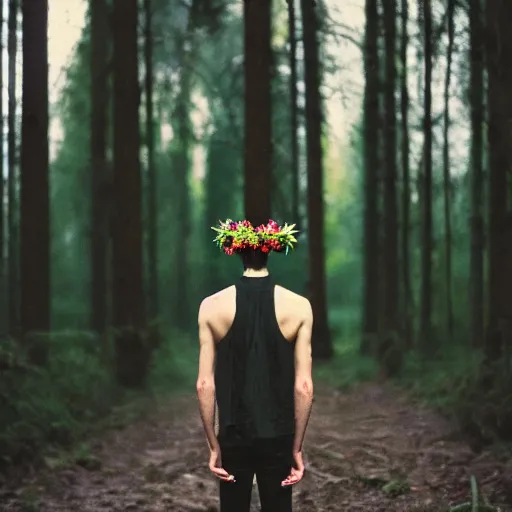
[239,249,269,270]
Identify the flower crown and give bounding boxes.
[211,219,299,255]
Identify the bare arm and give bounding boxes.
[292,299,314,453]
[196,300,220,453]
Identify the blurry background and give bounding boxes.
[1,0,511,471]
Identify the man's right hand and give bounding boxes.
[209,449,236,483]
[281,451,305,487]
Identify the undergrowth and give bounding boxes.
[400,344,512,446]
[0,329,197,470]
[317,337,512,448]
[314,338,378,389]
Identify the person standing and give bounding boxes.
[196,219,314,511]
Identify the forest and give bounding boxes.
[1,0,512,510]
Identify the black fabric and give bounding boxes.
[219,434,293,512]
[215,275,295,443]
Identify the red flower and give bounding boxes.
[261,245,270,253]
[267,219,280,233]
[269,239,281,251]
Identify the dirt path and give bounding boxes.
[1,383,511,511]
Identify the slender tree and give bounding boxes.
[244,0,272,225]
[361,0,380,354]
[442,0,455,340]
[485,0,512,360]
[0,1,4,334]
[419,0,433,353]
[7,0,19,336]
[300,0,332,359]
[144,0,159,326]
[400,0,412,348]
[112,0,148,386]
[171,0,199,329]
[382,0,398,340]
[287,0,299,224]
[20,0,50,360]
[468,0,484,348]
[90,0,109,336]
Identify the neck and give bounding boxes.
[243,268,269,278]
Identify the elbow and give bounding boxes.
[295,377,314,398]
[196,377,215,396]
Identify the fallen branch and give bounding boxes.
[448,503,496,512]
[447,475,499,512]
[471,474,479,512]
[307,465,348,484]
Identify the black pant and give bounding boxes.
[219,435,293,512]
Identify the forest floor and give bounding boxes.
[1,382,511,511]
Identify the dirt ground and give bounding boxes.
[1,382,511,511]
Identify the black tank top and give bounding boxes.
[215,275,295,443]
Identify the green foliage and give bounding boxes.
[148,329,198,393]
[0,334,115,466]
[314,337,378,390]
[401,346,512,443]
[0,328,201,469]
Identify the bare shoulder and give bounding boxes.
[275,285,312,319]
[198,285,236,320]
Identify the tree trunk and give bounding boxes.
[287,0,299,224]
[144,0,159,328]
[442,0,454,340]
[485,0,512,361]
[300,0,332,359]
[419,0,433,353]
[244,0,272,226]
[171,1,200,330]
[400,0,413,349]
[90,0,109,337]
[380,0,400,373]
[112,0,148,387]
[20,0,50,362]
[468,0,484,348]
[7,0,19,337]
[0,4,5,336]
[361,0,380,354]
[173,71,192,329]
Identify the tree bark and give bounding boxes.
[244,0,272,226]
[419,0,433,353]
[0,2,5,335]
[7,0,19,337]
[382,0,398,334]
[400,0,413,349]
[112,0,148,387]
[468,0,484,348]
[20,0,50,362]
[171,1,200,329]
[144,0,159,326]
[485,0,512,361]
[90,0,109,336]
[379,0,401,374]
[361,0,380,354]
[442,0,454,340]
[287,0,299,224]
[301,0,332,359]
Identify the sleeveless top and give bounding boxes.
[215,275,295,443]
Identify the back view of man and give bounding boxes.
[196,219,314,512]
